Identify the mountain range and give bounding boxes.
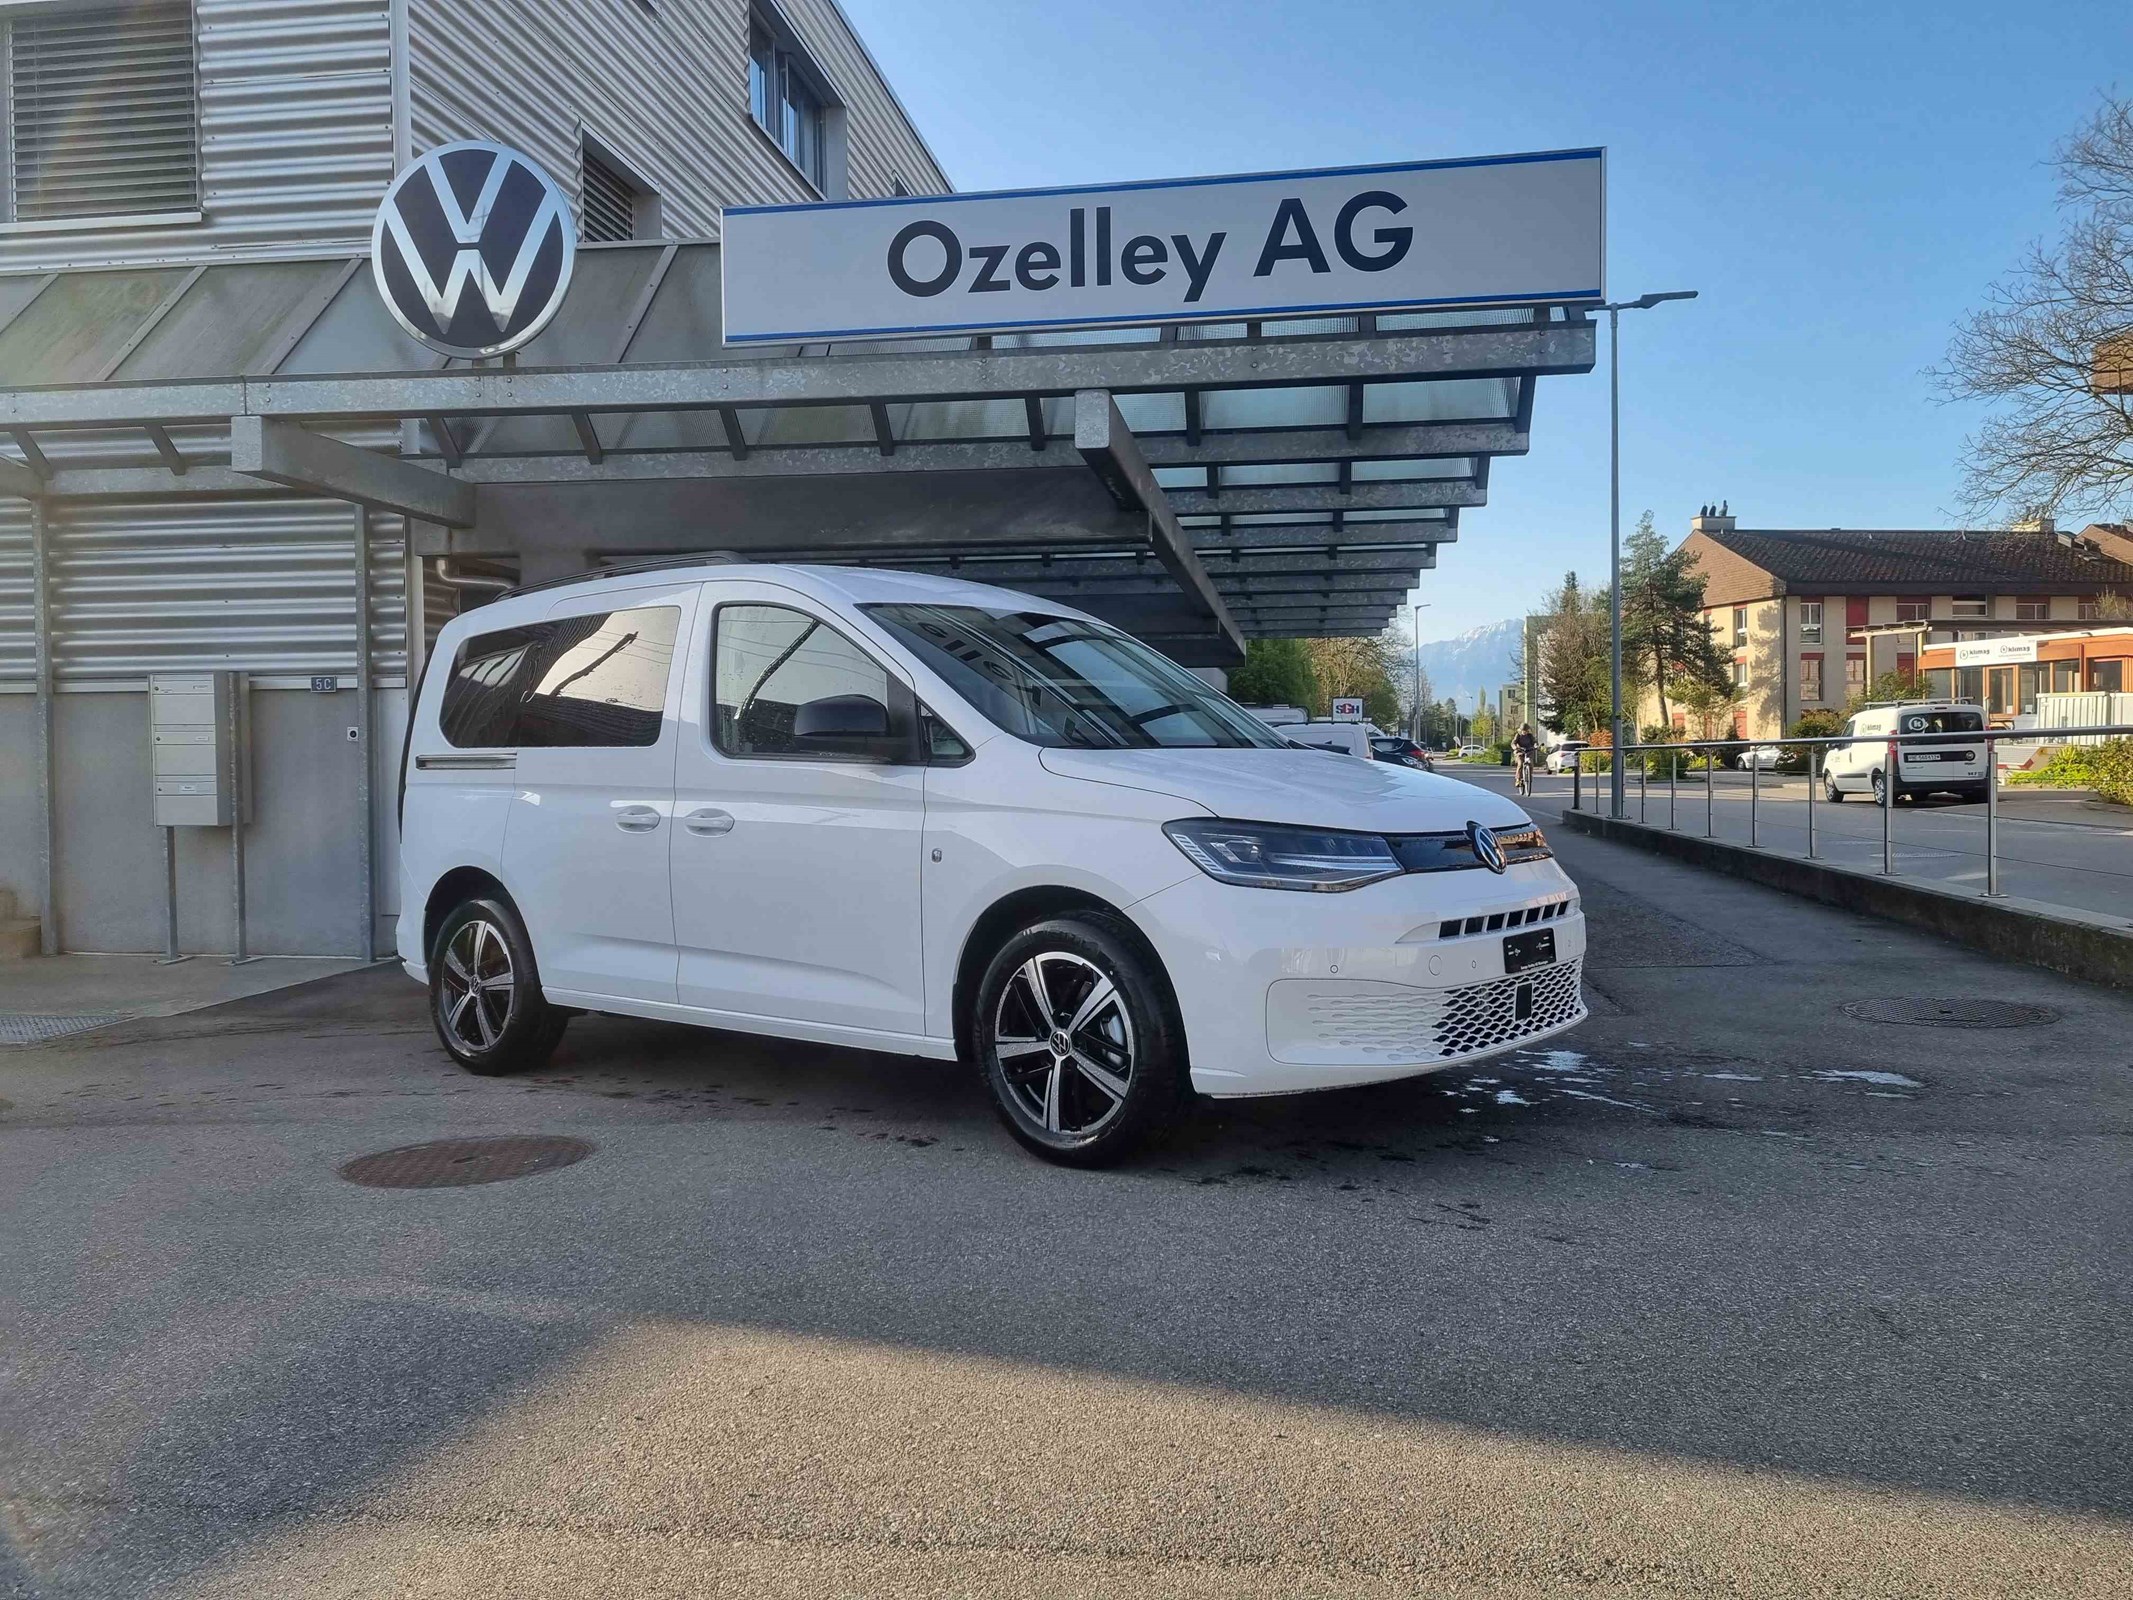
[1404,617,1523,709]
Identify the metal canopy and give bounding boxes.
[0,240,1593,661]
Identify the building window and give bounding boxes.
[2079,595,2103,621]
[2093,659,2126,693]
[1951,596,1988,619]
[2051,659,2080,693]
[2015,597,2049,622]
[1800,654,1823,702]
[581,145,652,242]
[1731,657,1747,689]
[1799,600,1822,644]
[1845,654,1866,697]
[748,10,831,190]
[1732,607,1747,647]
[1894,598,1928,624]
[1846,597,1868,642]
[4,0,199,223]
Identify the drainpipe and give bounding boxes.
[429,557,514,596]
[29,498,56,955]
[354,505,376,962]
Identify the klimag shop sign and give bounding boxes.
[720,148,1604,344]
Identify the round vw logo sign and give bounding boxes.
[372,141,576,359]
[1468,821,1508,875]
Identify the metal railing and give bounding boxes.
[1562,723,2133,899]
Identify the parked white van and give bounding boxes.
[1821,701,1990,804]
[398,563,1586,1165]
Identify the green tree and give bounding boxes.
[1537,572,1612,736]
[1226,638,1318,709]
[1620,510,1733,728]
[1848,668,1931,712]
[1302,635,1398,721]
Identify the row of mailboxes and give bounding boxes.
[149,673,245,828]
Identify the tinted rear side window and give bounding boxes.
[439,623,548,748]
[517,607,680,748]
[437,606,680,749]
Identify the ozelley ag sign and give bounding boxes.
[720,148,1603,344]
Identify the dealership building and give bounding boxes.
[0,0,1598,959]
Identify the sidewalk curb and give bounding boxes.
[1556,809,2133,991]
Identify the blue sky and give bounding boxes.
[839,0,2132,639]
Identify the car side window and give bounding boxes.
[436,606,680,750]
[517,606,681,748]
[713,603,892,759]
[439,623,549,748]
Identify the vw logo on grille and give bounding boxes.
[372,141,576,358]
[1468,820,1508,874]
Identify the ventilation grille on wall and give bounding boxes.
[581,149,636,244]
[8,0,199,222]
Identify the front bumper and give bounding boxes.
[1130,862,1588,1097]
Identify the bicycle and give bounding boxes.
[1513,752,1534,797]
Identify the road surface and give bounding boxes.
[2,823,2129,1598]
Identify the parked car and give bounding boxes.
[1369,735,1433,770]
[1455,743,1487,759]
[1285,722,1372,758]
[399,563,1588,1166]
[1734,744,1784,771]
[1821,702,1989,804]
[1545,740,1590,774]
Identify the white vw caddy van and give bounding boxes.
[398,563,1587,1166]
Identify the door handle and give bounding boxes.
[683,807,735,836]
[615,805,663,833]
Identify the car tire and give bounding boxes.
[1825,775,1845,803]
[973,912,1188,1168]
[428,895,568,1076]
[1871,770,1888,805]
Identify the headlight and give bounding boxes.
[1163,819,1401,892]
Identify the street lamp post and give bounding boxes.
[1409,602,1429,744]
[1590,290,1696,818]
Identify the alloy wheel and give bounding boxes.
[439,917,516,1051]
[990,951,1137,1138]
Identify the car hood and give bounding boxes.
[1038,746,1533,833]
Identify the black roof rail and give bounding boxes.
[500,551,749,600]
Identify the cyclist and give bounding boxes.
[1512,723,1539,796]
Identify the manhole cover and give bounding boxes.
[1841,998,2060,1029]
[339,1135,594,1189]
[0,1013,121,1046]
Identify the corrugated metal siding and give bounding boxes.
[0,502,31,684]
[42,496,407,681]
[410,0,944,244]
[0,0,394,273]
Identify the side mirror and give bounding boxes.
[792,693,899,758]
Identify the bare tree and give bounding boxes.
[1939,94,2133,520]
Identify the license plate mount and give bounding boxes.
[1503,926,1555,976]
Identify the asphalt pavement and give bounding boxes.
[1477,760,2133,924]
[2,820,2130,1598]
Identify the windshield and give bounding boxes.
[1898,710,1985,734]
[863,604,1288,750]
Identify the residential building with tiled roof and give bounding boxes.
[1660,509,2133,738]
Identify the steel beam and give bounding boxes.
[229,416,475,527]
[893,546,1432,584]
[1072,389,1241,656]
[1194,529,1458,554]
[0,322,1595,428]
[1167,480,1482,515]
